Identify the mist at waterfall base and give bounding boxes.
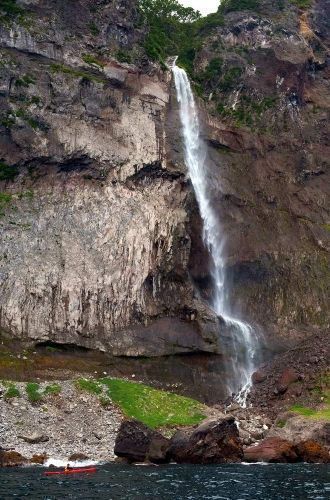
[172,64,260,405]
[1,464,328,499]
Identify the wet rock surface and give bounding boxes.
[168,416,243,464]
[244,437,329,464]
[189,0,330,346]
[114,420,170,464]
[244,437,299,463]
[0,450,28,467]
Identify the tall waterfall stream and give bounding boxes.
[172,63,259,406]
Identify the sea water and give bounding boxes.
[0,463,328,499]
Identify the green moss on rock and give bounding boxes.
[0,162,18,181]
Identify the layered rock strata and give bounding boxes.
[0,0,219,355]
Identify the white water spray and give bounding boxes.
[172,63,259,406]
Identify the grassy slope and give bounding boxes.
[101,378,206,428]
[290,405,330,420]
[75,377,207,428]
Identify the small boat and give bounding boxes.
[44,467,97,476]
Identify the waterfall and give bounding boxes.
[172,63,259,406]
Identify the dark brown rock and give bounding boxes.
[0,450,28,467]
[18,433,49,444]
[168,417,243,464]
[277,368,300,394]
[30,454,47,465]
[68,453,89,461]
[114,419,170,464]
[295,440,330,463]
[244,437,298,463]
[252,370,267,384]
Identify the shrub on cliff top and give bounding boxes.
[219,0,261,13]
[0,0,24,18]
[138,0,201,66]
[101,377,206,428]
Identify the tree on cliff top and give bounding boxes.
[139,0,201,22]
[138,0,201,65]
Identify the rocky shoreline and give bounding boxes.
[0,380,123,464]
[1,378,328,467]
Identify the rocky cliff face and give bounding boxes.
[0,0,219,355]
[188,0,329,347]
[0,0,328,357]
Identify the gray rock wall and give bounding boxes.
[0,0,219,354]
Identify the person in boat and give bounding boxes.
[64,463,73,471]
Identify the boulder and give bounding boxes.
[30,454,47,465]
[295,440,329,464]
[268,415,330,446]
[68,453,89,462]
[168,416,243,464]
[244,437,298,463]
[252,370,267,384]
[18,432,49,444]
[0,450,28,467]
[114,420,170,464]
[276,368,299,394]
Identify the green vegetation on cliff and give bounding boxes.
[138,0,226,71]
[138,0,200,67]
[0,162,18,181]
[290,0,312,8]
[219,0,260,13]
[0,0,24,20]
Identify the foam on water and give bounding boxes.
[43,458,98,468]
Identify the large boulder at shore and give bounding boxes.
[295,440,329,464]
[0,450,28,467]
[244,437,330,463]
[168,416,243,464]
[269,414,330,447]
[244,438,298,463]
[114,420,170,464]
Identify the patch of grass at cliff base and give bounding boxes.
[26,382,43,403]
[43,383,61,396]
[100,377,206,428]
[75,378,103,395]
[4,383,20,399]
[290,404,330,421]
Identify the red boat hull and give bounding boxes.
[44,467,97,476]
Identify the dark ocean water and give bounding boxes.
[0,464,329,499]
